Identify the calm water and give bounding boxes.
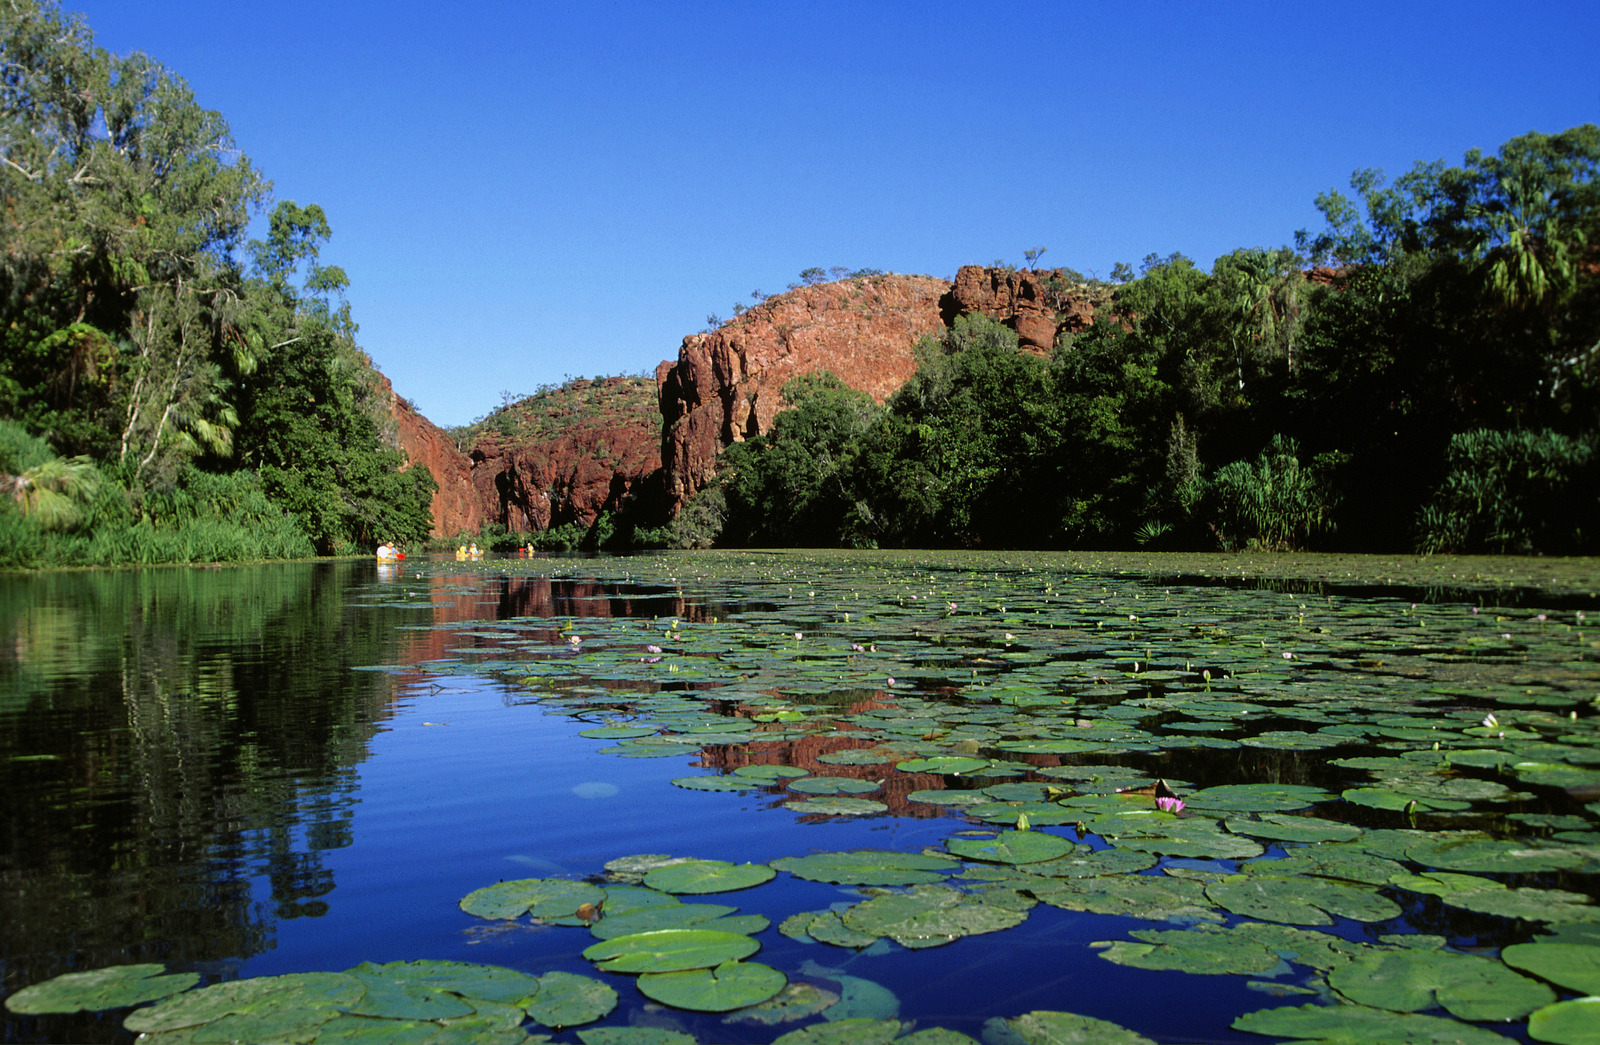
[2,553,1597,1043]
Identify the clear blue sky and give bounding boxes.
[67,1,1600,428]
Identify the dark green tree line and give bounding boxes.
[687,124,1597,554]
[0,0,433,564]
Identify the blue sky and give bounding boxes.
[68,1,1600,427]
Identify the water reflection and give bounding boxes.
[0,562,398,998]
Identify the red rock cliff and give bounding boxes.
[383,378,486,536]
[466,378,663,533]
[947,265,1104,352]
[657,274,951,512]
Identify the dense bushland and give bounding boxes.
[683,124,1599,554]
[0,1,434,567]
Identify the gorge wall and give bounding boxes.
[656,266,1104,512]
[391,266,1103,534]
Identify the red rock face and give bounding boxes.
[658,274,951,512]
[948,265,1102,353]
[466,415,662,534]
[384,378,486,537]
[392,267,1110,532]
[387,375,663,538]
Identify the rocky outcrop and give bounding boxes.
[384,378,486,536]
[466,379,663,533]
[658,274,950,512]
[946,265,1103,352]
[386,376,662,538]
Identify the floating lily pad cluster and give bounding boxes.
[13,550,1600,1044]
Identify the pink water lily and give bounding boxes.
[1156,796,1184,814]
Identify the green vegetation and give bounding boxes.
[0,1,434,566]
[697,125,1599,555]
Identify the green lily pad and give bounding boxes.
[1529,997,1600,1045]
[4,964,199,1015]
[1328,949,1555,1021]
[785,797,889,816]
[459,877,606,920]
[1441,886,1600,923]
[1224,814,1362,843]
[1094,927,1281,975]
[1020,873,1223,923]
[1232,1001,1518,1043]
[523,970,617,1028]
[122,972,365,1035]
[1503,942,1600,995]
[310,1011,531,1043]
[896,757,991,775]
[779,909,882,949]
[1405,834,1586,873]
[577,1027,700,1045]
[643,860,776,894]
[772,1017,905,1045]
[672,775,762,792]
[945,830,1076,865]
[841,884,1030,948]
[786,776,882,795]
[772,851,961,885]
[1184,783,1331,812]
[636,959,787,1012]
[733,764,811,780]
[582,929,761,973]
[981,1009,1157,1045]
[1206,875,1402,926]
[588,902,731,939]
[346,960,541,1009]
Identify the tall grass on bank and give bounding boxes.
[0,466,314,569]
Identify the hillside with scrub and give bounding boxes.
[1,0,1596,564]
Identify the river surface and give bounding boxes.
[2,551,1598,1043]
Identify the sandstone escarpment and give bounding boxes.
[658,274,951,512]
[946,265,1104,352]
[465,377,663,534]
[385,378,486,536]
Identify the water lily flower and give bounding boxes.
[1156,796,1184,814]
[646,644,663,654]
[1482,712,1499,729]
[794,632,803,641]
[885,677,896,687]
[850,643,865,652]
[567,635,582,645]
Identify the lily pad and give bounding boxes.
[840,884,1029,948]
[1328,949,1555,1021]
[577,1028,700,1045]
[944,830,1076,865]
[582,929,761,973]
[459,877,606,920]
[636,959,787,1012]
[1529,997,1600,1045]
[523,970,617,1028]
[4,964,199,1015]
[785,797,889,816]
[896,757,991,775]
[1503,942,1600,995]
[981,1009,1157,1045]
[1094,927,1281,975]
[122,972,365,1036]
[1183,783,1331,812]
[1206,875,1402,926]
[1232,1001,1517,1043]
[772,851,961,885]
[772,1018,904,1045]
[643,860,776,895]
[1223,814,1362,844]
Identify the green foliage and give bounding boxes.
[0,0,436,564]
[1415,429,1598,554]
[1208,436,1344,551]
